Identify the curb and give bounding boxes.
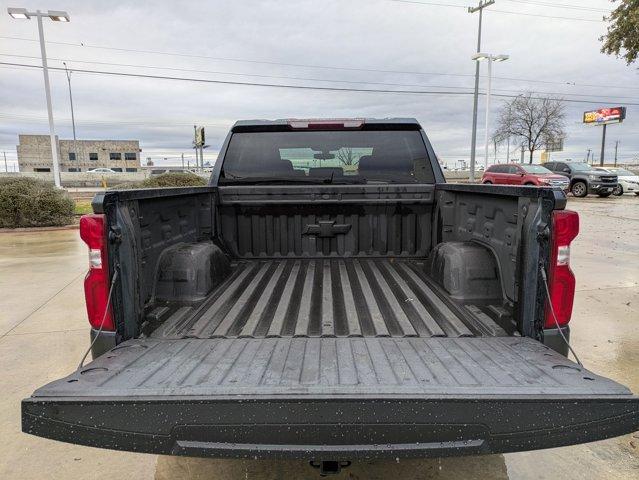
[0,224,79,233]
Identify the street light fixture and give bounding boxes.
[7,7,29,18]
[47,10,69,22]
[472,52,509,170]
[7,7,71,188]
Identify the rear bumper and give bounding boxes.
[22,395,638,460]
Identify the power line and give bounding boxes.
[0,53,477,91]
[491,9,603,22]
[503,0,610,14]
[0,61,479,95]
[2,61,639,105]
[389,0,610,14]
[389,0,604,21]
[0,112,231,129]
[0,33,603,88]
[0,117,226,129]
[1,35,479,76]
[388,0,464,8]
[2,50,638,95]
[5,52,639,99]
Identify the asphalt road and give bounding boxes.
[1,194,637,479]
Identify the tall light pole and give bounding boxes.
[472,53,509,170]
[468,0,494,182]
[7,7,70,188]
[63,62,78,163]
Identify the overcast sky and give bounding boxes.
[1,0,638,169]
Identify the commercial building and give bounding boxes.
[16,135,141,172]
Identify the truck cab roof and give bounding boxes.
[231,118,422,132]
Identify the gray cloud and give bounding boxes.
[1,0,637,169]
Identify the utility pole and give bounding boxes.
[599,123,607,166]
[63,62,78,163]
[181,153,185,170]
[586,148,591,164]
[520,144,525,163]
[614,140,619,167]
[468,0,495,182]
[3,151,7,172]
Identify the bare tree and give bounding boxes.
[336,148,357,165]
[492,93,566,164]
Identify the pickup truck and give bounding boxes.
[544,161,618,198]
[22,119,638,469]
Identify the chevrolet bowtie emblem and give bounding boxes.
[302,220,352,238]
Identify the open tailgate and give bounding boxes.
[22,336,638,459]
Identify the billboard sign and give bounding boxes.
[583,106,626,125]
[545,138,564,152]
[194,126,205,146]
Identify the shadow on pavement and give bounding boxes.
[155,454,509,479]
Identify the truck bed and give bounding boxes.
[150,258,508,340]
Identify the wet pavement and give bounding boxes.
[0,194,637,479]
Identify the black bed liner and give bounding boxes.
[23,336,638,458]
[151,258,507,340]
[29,337,631,396]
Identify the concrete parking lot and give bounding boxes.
[1,194,637,479]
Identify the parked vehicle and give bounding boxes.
[482,163,569,191]
[22,119,638,467]
[594,167,639,196]
[87,167,117,173]
[544,161,618,197]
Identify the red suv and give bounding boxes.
[482,163,570,190]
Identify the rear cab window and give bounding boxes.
[219,129,435,185]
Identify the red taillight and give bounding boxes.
[79,214,114,331]
[544,210,579,329]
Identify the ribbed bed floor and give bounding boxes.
[42,337,626,396]
[151,259,506,340]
